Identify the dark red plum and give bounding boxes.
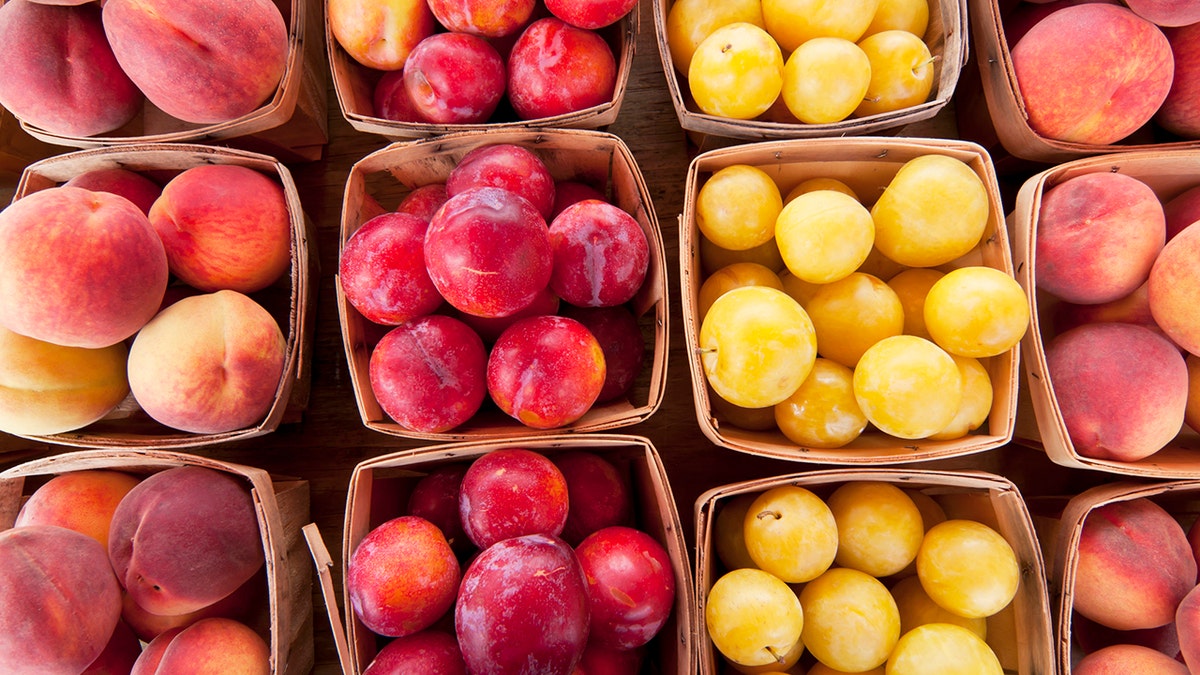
[446,143,556,220]
[458,448,569,549]
[549,199,649,308]
[551,450,633,546]
[407,463,471,554]
[575,525,675,650]
[404,32,506,124]
[340,211,443,325]
[560,304,645,402]
[398,183,449,223]
[362,629,467,675]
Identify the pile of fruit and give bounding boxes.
[692,151,1028,448]
[345,447,678,673]
[0,163,295,437]
[0,466,275,673]
[705,480,1022,674]
[329,0,636,124]
[340,141,653,433]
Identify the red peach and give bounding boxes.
[121,568,267,641]
[1150,221,1200,354]
[14,470,140,548]
[1053,282,1171,343]
[83,619,141,675]
[1157,24,1200,138]
[1075,643,1189,674]
[63,168,161,216]
[508,17,617,121]
[1165,184,1200,241]
[340,211,442,326]
[1179,582,1200,674]
[1124,0,1200,26]
[131,617,270,675]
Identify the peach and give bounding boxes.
[427,0,536,37]
[131,617,270,675]
[1165,185,1200,242]
[64,168,162,216]
[1003,0,1121,45]
[1046,322,1187,462]
[1054,282,1171,343]
[1157,24,1200,138]
[108,466,264,617]
[0,325,130,436]
[0,186,167,348]
[328,0,435,70]
[1011,3,1174,145]
[1035,172,1166,305]
[1178,582,1200,672]
[1072,612,1180,659]
[149,164,292,294]
[121,568,268,641]
[83,619,142,675]
[1075,643,1189,675]
[1150,221,1200,354]
[1124,0,1200,26]
[1074,497,1196,631]
[102,0,288,124]
[14,470,140,548]
[0,0,141,137]
[507,17,617,120]
[0,525,122,674]
[127,290,286,434]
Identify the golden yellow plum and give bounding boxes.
[886,623,1003,675]
[805,272,904,369]
[862,0,930,38]
[762,0,881,52]
[689,23,784,120]
[774,358,867,449]
[886,267,944,340]
[781,38,872,124]
[854,30,935,117]
[916,519,1019,619]
[699,262,786,321]
[799,567,900,673]
[713,492,760,571]
[699,235,786,276]
[778,270,824,308]
[776,190,875,285]
[706,568,805,670]
[923,266,1029,359]
[828,481,924,578]
[853,335,962,439]
[697,164,784,251]
[743,486,838,584]
[927,355,993,441]
[890,575,987,639]
[785,178,859,203]
[666,0,766,74]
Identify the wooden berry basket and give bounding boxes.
[1036,480,1200,673]
[694,468,1054,675]
[6,0,329,163]
[1010,149,1200,477]
[965,0,1200,164]
[337,128,668,441]
[680,136,1018,465]
[0,448,314,675]
[326,5,636,141]
[303,433,694,675]
[652,0,968,143]
[9,143,318,450]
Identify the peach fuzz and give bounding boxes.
[0,0,141,137]
[150,164,292,294]
[102,0,288,124]
[127,290,286,435]
[1075,644,1189,675]
[1157,23,1200,138]
[1035,171,1165,305]
[108,466,264,618]
[0,525,122,674]
[14,470,140,548]
[1073,497,1196,631]
[1011,3,1174,145]
[1046,322,1187,462]
[1150,221,1200,355]
[0,186,168,348]
[0,325,130,436]
[328,0,435,70]
[1053,282,1171,343]
[64,168,162,216]
[131,617,270,675]
[1124,0,1200,26]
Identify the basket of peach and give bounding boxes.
[681,136,1025,464]
[653,0,967,142]
[694,468,1053,674]
[303,433,693,674]
[1011,148,1200,477]
[336,128,667,440]
[0,143,317,449]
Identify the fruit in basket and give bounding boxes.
[403,32,506,125]
[705,567,805,671]
[460,448,570,548]
[399,183,450,223]
[577,642,646,674]
[1177,583,1200,673]
[108,466,264,617]
[63,168,162,216]
[696,164,782,252]
[559,304,645,402]
[762,0,878,52]
[362,629,467,674]
[0,0,141,137]
[121,568,267,641]
[545,0,636,29]
[1054,282,1168,342]
[927,354,993,441]
[799,567,901,672]
[923,266,1029,358]
[0,186,168,349]
[916,519,1019,619]
[86,618,141,674]
[1157,23,1200,138]
[14,470,139,548]
[348,515,461,638]
[370,315,488,433]
[552,450,633,545]
[776,190,874,283]
[1075,643,1189,675]
[890,576,987,638]
[699,286,817,409]
[854,336,963,440]
[1035,172,1165,305]
[132,617,271,674]
[407,463,470,553]
[341,211,443,325]
[374,69,425,123]
[887,267,943,340]
[1150,221,1200,354]
[1124,0,1200,26]
[1045,322,1187,462]
[549,199,650,308]
[457,285,561,343]
[1010,3,1174,145]
[774,357,868,448]
[455,533,590,675]
[0,326,130,436]
[886,623,1003,675]
[150,164,292,294]
[486,315,607,428]
[551,180,607,218]
[854,29,936,118]
[807,272,905,369]
[699,234,786,276]
[1188,354,1200,432]
[428,0,535,37]
[102,0,288,124]
[448,143,557,219]
[688,22,783,120]
[576,525,676,650]
[507,17,618,120]
[0,525,122,674]
[665,0,765,74]
[863,0,929,37]
[743,485,838,583]
[328,0,435,70]
[1074,497,1196,631]
[127,290,286,434]
[870,154,989,268]
[780,37,871,124]
[424,187,553,318]
[697,262,785,321]
[828,481,924,578]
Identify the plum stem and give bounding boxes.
[915,54,941,74]
[756,510,781,520]
[765,645,785,664]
